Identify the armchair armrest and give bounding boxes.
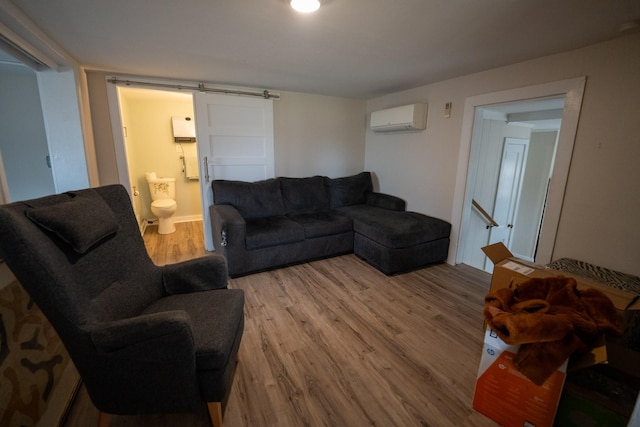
[162,255,228,294]
[366,192,406,211]
[88,311,201,412]
[90,311,194,360]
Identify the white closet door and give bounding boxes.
[487,138,529,270]
[194,93,274,251]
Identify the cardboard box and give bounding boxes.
[481,243,639,312]
[475,243,640,426]
[481,242,640,369]
[473,328,568,427]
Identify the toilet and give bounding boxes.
[145,172,177,234]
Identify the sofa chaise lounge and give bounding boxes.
[210,172,451,276]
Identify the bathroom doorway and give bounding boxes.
[114,86,203,230]
[107,78,276,250]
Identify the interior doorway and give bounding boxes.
[463,97,564,271]
[107,79,276,251]
[461,99,562,272]
[451,78,586,272]
[109,86,203,231]
[0,50,55,202]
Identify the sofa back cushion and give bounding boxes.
[280,176,330,214]
[212,179,285,220]
[325,172,373,208]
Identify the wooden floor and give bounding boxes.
[63,221,499,427]
[142,220,209,264]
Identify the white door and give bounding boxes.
[194,93,274,251]
[486,138,529,269]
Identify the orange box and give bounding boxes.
[473,328,568,427]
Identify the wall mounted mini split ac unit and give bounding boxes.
[370,103,427,132]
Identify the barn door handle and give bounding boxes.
[203,156,210,182]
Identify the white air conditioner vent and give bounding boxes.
[370,103,427,132]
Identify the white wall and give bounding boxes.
[365,32,640,276]
[274,91,366,178]
[0,64,55,201]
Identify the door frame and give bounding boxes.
[105,75,277,245]
[106,76,199,230]
[451,77,586,266]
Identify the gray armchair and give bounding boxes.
[0,184,243,427]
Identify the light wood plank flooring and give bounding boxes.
[143,220,209,264]
[63,221,498,427]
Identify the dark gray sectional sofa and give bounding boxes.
[209,172,451,276]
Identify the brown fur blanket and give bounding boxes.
[484,276,621,385]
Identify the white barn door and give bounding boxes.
[194,93,274,251]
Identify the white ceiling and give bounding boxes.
[4,0,640,98]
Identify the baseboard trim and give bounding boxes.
[140,215,202,235]
[173,214,203,224]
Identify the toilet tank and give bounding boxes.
[147,177,176,201]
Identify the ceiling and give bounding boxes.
[3,0,640,98]
[484,97,566,131]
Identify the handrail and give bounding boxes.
[472,199,499,228]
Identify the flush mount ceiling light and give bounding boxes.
[290,0,320,13]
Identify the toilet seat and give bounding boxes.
[151,199,177,209]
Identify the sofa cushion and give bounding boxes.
[325,172,373,208]
[337,205,451,248]
[25,192,119,254]
[288,212,352,239]
[280,176,330,214]
[245,216,304,250]
[212,179,285,220]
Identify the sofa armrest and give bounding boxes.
[210,204,246,249]
[161,255,228,294]
[366,192,406,211]
[90,311,195,358]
